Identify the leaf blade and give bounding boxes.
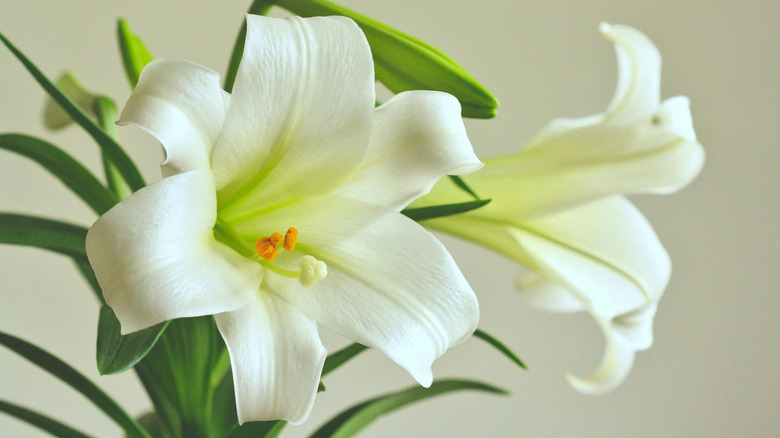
[474,328,527,370]
[96,305,169,375]
[401,199,491,222]
[0,331,151,438]
[0,133,117,215]
[309,379,508,438]
[0,399,94,438]
[322,343,367,376]
[0,213,88,258]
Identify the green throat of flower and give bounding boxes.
[213,220,328,287]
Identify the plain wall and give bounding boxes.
[1,1,778,436]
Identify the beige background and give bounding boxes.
[1,0,778,436]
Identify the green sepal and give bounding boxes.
[96,305,169,375]
[0,399,92,438]
[309,379,508,438]
[401,199,491,222]
[117,18,154,88]
[224,0,273,92]
[474,328,527,370]
[0,32,146,192]
[42,72,97,130]
[0,134,117,215]
[271,0,498,119]
[0,331,152,438]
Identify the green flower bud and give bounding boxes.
[271,0,499,118]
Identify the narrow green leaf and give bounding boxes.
[401,199,491,222]
[97,305,168,375]
[322,343,367,376]
[474,328,527,370]
[0,134,117,215]
[449,175,480,200]
[0,213,87,258]
[73,257,102,301]
[94,97,133,200]
[309,379,507,438]
[271,0,498,119]
[0,212,101,301]
[0,399,93,438]
[117,18,155,88]
[224,0,273,92]
[0,32,146,191]
[0,331,152,438]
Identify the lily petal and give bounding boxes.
[514,270,586,313]
[117,59,229,176]
[336,90,482,211]
[515,196,670,318]
[600,22,661,123]
[215,289,326,425]
[612,301,658,351]
[421,115,704,219]
[213,15,375,212]
[243,196,479,387]
[86,171,262,333]
[565,317,636,394]
[656,95,697,142]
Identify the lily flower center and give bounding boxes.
[253,227,328,287]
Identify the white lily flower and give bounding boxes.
[85,15,482,425]
[416,24,704,393]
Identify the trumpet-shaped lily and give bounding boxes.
[416,23,704,393]
[86,15,482,424]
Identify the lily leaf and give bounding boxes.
[117,18,155,88]
[474,328,527,370]
[96,305,168,375]
[0,212,102,300]
[0,331,151,438]
[0,134,117,215]
[309,379,508,438]
[0,213,88,258]
[0,32,146,191]
[449,175,480,200]
[322,343,368,376]
[401,199,491,222]
[271,0,498,119]
[0,399,92,438]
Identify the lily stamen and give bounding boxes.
[255,228,298,262]
[284,227,298,251]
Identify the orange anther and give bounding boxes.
[270,232,283,246]
[284,227,298,251]
[255,237,279,262]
